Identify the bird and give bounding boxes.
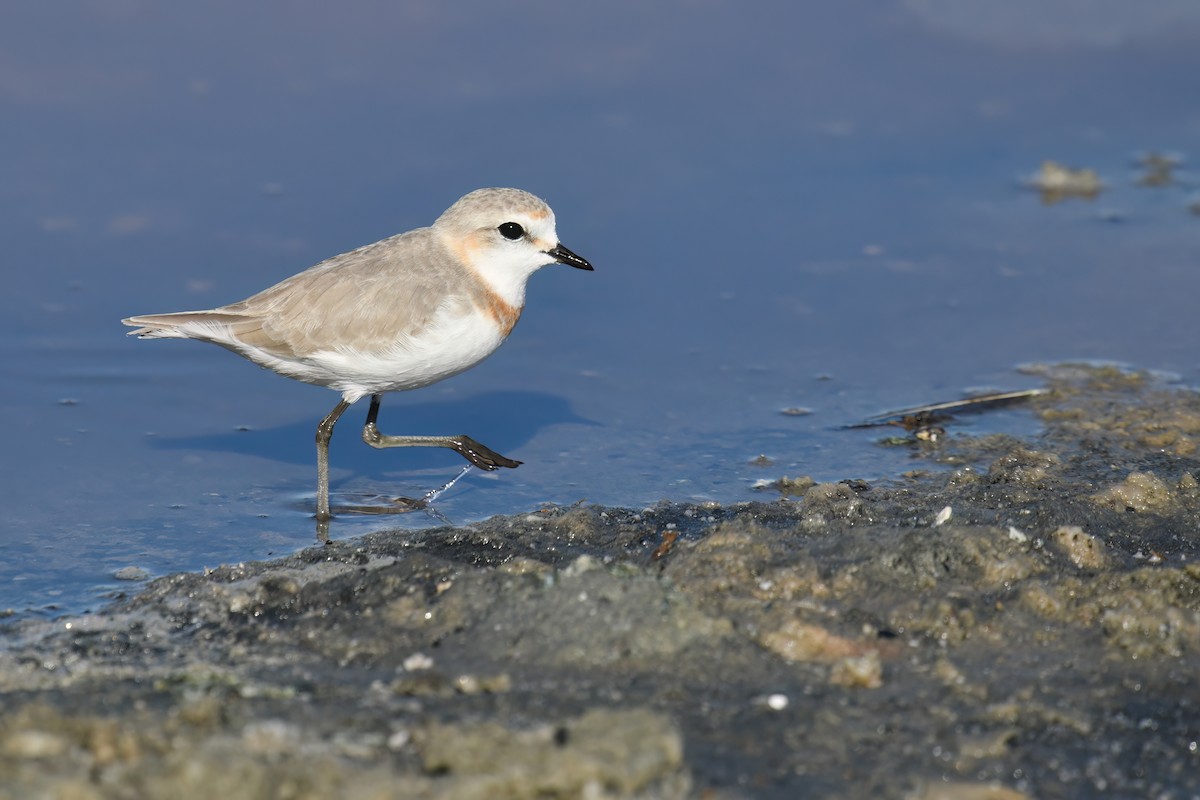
[123,187,593,521]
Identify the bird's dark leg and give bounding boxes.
[315,399,352,521]
[362,394,522,470]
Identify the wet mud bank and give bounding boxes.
[2,365,1199,799]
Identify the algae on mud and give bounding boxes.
[1,365,1198,798]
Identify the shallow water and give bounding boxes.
[3,1,1200,615]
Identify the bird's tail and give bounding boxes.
[122,310,245,339]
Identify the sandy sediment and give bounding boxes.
[1,364,1198,799]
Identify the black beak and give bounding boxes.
[547,243,593,271]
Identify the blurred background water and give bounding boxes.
[3,0,1200,616]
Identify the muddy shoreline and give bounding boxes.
[2,365,1198,799]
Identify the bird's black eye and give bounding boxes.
[498,222,525,240]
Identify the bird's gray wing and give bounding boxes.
[216,227,479,357]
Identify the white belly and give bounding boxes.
[249,307,507,403]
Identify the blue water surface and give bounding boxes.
[3,1,1200,615]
